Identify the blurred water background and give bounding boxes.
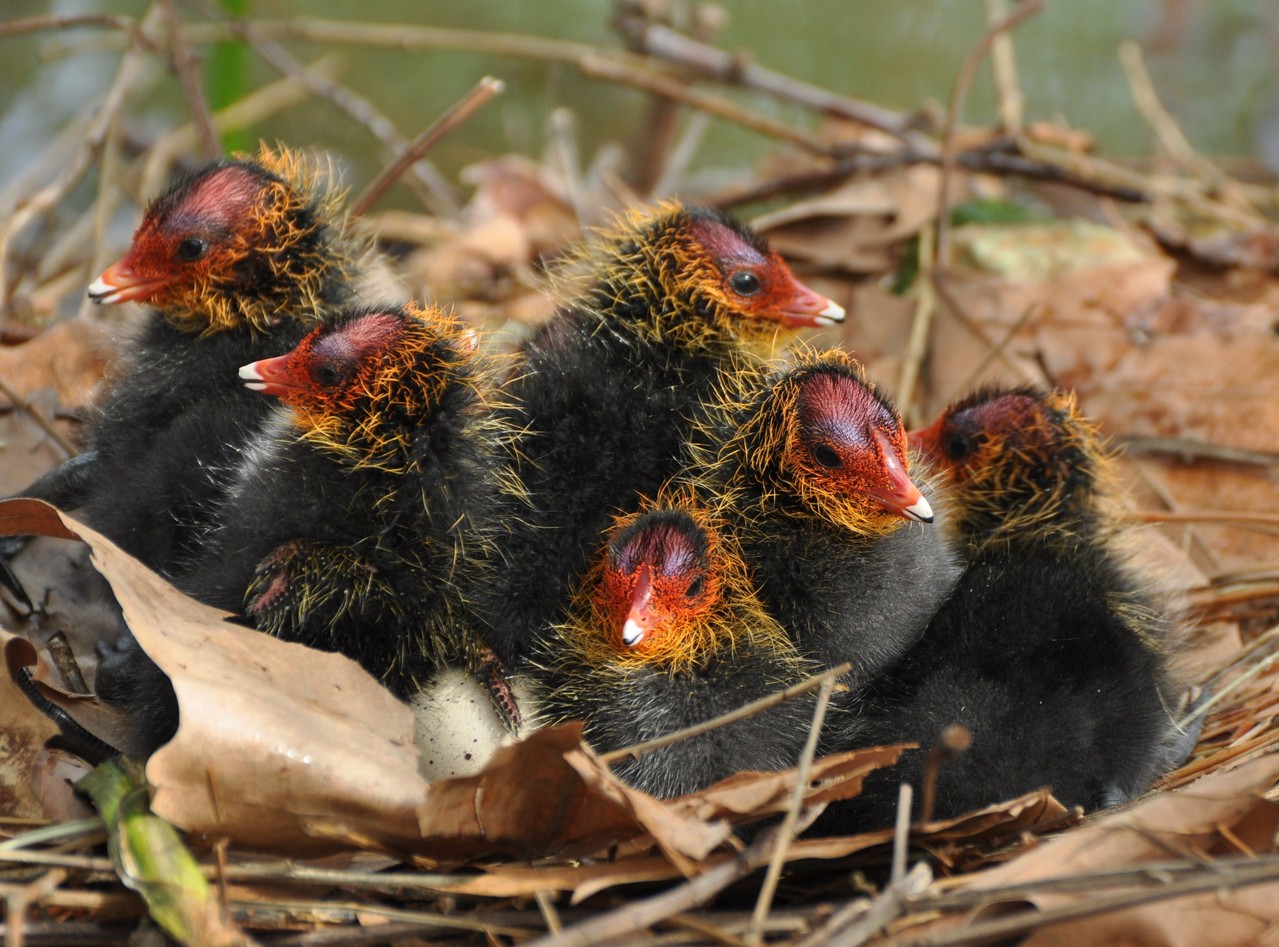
[2,1,1276,203]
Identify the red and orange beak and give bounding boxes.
[865,430,934,523]
[906,418,942,465]
[239,353,298,398]
[87,259,167,306]
[621,563,656,647]
[779,278,846,329]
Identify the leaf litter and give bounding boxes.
[1,3,1278,945]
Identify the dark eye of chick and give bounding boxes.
[943,428,976,461]
[728,270,761,296]
[176,237,208,263]
[810,442,843,469]
[311,362,344,388]
[685,574,706,599]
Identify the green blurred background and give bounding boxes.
[2,1,1275,200]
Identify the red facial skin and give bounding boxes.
[684,216,845,330]
[88,166,266,307]
[240,311,404,412]
[598,515,718,656]
[790,369,933,525]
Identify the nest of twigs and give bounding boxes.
[2,3,1279,945]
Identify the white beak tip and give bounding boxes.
[815,300,846,325]
[87,277,121,304]
[905,496,935,524]
[622,619,645,647]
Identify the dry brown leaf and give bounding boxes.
[924,251,1176,414]
[895,756,1279,944]
[416,724,731,866]
[1019,882,1279,947]
[0,631,63,820]
[0,498,429,855]
[752,166,944,272]
[677,745,907,823]
[411,854,686,903]
[0,316,115,410]
[784,788,1072,869]
[977,755,1279,883]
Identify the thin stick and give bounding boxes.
[159,0,219,158]
[1118,435,1279,468]
[1126,458,1221,576]
[522,826,781,947]
[710,145,1151,211]
[0,376,78,459]
[934,0,1042,270]
[0,6,158,309]
[615,14,923,144]
[940,302,1039,407]
[983,0,1024,134]
[0,13,155,52]
[599,663,850,765]
[534,890,563,937]
[1176,650,1279,733]
[1117,41,1224,190]
[624,4,727,196]
[891,783,914,885]
[746,677,835,947]
[896,221,936,423]
[201,7,458,215]
[174,17,600,65]
[1126,510,1279,529]
[829,861,933,947]
[918,725,972,824]
[899,859,1279,946]
[578,52,833,156]
[350,75,504,218]
[139,59,340,199]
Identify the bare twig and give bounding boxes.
[891,783,913,885]
[0,376,78,458]
[578,52,833,156]
[1126,510,1279,531]
[984,0,1024,134]
[0,6,158,310]
[614,12,925,144]
[622,3,726,196]
[197,7,458,215]
[0,13,155,53]
[5,869,68,947]
[1117,41,1232,196]
[931,277,1043,386]
[918,725,973,824]
[940,302,1040,407]
[159,0,218,158]
[1176,649,1279,733]
[934,0,1042,270]
[522,826,783,947]
[350,75,504,218]
[827,861,933,947]
[710,144,1151,211]
[599,663,850,765]
[171,17,600,64]
[45,633,88,695]
[898,857,1279,946]
[139,59,340,198]
[1118,435,1279,467]
[746,677,835,946]
[1126,459,1222,575]
[896,221,936,423]
[534,890,564,937]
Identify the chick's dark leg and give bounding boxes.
[95,633,180,756]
